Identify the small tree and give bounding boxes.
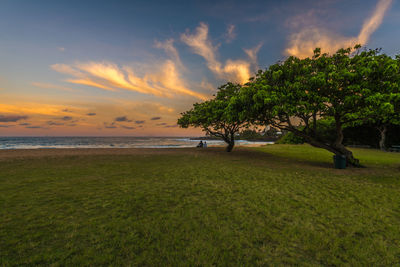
[178,83,248,152]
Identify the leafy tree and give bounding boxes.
[178,83,248,152]
[354,53,400,150]
[238,46,397,167]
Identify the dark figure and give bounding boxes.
[196,141,203,148]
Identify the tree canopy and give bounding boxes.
[237,46,400,166]
[351,52,400,150]
[178,83,248,152]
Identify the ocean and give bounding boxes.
[0,137,273,149]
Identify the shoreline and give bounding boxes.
[0,143,271,152]
[0,136,273,151]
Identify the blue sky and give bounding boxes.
[0,0,399,136]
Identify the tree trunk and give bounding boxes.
[331,116,362,167]
[224,132,235,152]
[226,141,234,152]
[288,123,362,167]
[377,124,388,151]
[305,136,361,167]
[331,143,361,167]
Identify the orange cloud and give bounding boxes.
[181,22,255,84]
[0,103,82,117]
[154,39,184,69]
[66,78,115,91]
[51,61,207,100]
[148,60,208,100]
[244,43,262,70]
[285,0,392,58]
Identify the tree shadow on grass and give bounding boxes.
[197,147,334,170]
[197,147,400,184]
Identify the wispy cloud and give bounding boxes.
[358,0,392,44]
[164,124,178,128]
[115,116,132,122]
[26,125,46,129]
[199,78,216,92]
[104,122,117,129]
[150,117,161,120]
[244,43,262,71]
[181,22,254,84]
[61,116,73,121]
[225,24,236,43]
[154,39,184,69]
[121,125,135,130]
[135,120,145,124]
[67,78,115,91]
[51,61,207,100]
[87,113,96,116]
[47,121,64,126]
[285,0,392,58]
[0,115,28,122]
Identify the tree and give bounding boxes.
[238,46,397,167]
[178,83,249,152]
[354,53,400,150]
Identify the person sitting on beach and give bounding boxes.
[203,141,207,148]
[196,141,203,148]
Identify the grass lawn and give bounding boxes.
[1,145,400,265]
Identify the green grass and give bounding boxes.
[1,145,400,265]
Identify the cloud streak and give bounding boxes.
[154,39,184,69]
[181,22,255,84]
[121,125,135,130]
[51,60,207,100]
[61,116,73,121]
[26,126,45,129]
[225,24,236,43]
[285,0,392,58]
[104,122,117,129]
[244,43,262,71]
[115,116,132,122]
[0,115,28,122]
[47,121,64,126]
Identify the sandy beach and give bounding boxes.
[0,143,271,160]
[0,147,198,160]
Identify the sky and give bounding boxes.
[0,0,399,136]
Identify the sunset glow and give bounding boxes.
[0,0,398,136]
